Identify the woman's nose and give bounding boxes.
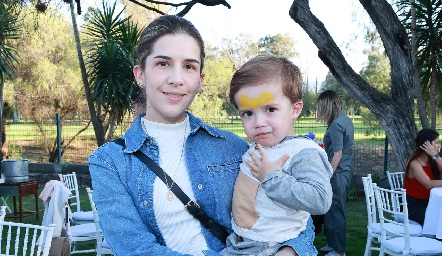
[167,67,184,86]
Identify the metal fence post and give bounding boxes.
[384,136,388,175]
[56,114,62,164]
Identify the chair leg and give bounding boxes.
[364,237,372,256]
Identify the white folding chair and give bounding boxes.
[362,175,422,256]
[386,171,404,190]
[0,206,56,256]
[59,172,94,224]
[362,174,382,256]
[65,207,97,254]
[0,197,12,214]
[373,185,442,256]
[87,188,114,256]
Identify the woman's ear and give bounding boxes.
[197,73,205,93]
[133,65,144,85]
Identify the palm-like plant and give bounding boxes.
[396,0,442,128]
[0,2,21,159]
[84,1,141,139]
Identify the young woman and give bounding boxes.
[404,128,442,226]
[316,90,354,256]
[88,15,316,256]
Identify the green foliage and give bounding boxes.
[300,84,317,118]
[188,93,226,119]
[360,107,382,136]
[6,7,85,120]
[6,141,24,159]
[320,72,361,116]
[360,30,391,94]
[258,33,298,58]
[220,33,258,70]
[396,0,442,113]
[0,3,20,82]
[84,1,142,124]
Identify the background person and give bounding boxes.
[220,55,333,256]
[316,90,354,256]
[404,128,442,226]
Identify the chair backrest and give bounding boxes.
[59,172,81,212]
[372,184,410,252]
[362,174,377,229]
[386,171,404,190]
[0,206,56,256]
[87,188,113,255]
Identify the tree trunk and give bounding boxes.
[289,0,417,171]
[69,0,106,146]
[0,72,3,160]
[430,63,437,129]
[411,0,430,129]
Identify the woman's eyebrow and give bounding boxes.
[153,55,200,64]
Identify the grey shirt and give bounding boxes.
[323,110,354,173]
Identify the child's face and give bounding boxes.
[234,81,302,147]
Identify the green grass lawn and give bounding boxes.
[2,187,372,255]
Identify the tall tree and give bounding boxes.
[6,7,88,162]
[396,0,442,129]
[290,0,417,171]
[0,1,21,160]
[258,33,298,59]
[67,0,107,146]
[84,2,141,141]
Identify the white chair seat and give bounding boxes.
[72,211,94,221]
[394,214,421,226]
[382,236,442,255]
[371,222,422,237]
[70,223,97,237]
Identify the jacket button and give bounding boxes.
[198,184,203,189]
[144,200,148,206]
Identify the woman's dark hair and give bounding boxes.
[136,15,205,73]
[405,128,440,180]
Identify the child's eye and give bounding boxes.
[266,107,276,113]
[241,111,253,117]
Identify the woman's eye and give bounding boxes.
[156,61,169,67]
[266,107,276,113]
[184,64,196,70]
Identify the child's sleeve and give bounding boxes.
[260,148,333,215]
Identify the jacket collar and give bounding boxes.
[122,111,225,153]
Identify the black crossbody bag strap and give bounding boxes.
[114,138,229,243]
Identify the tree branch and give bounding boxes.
[289,0,388,112]
[131,0,231,17]
[127,0,166,15]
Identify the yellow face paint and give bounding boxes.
[237,92,275,109]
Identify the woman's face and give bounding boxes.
[133,34,204,124]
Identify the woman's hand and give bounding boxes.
[245,144,289,182]
[420,140,439,157]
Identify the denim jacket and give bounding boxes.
[88,113,249,256]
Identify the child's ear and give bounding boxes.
[291,101,303,119]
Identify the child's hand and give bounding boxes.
[274,246,298,256]
[246,144,289,182]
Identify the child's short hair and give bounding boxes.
[229,55,302,109]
